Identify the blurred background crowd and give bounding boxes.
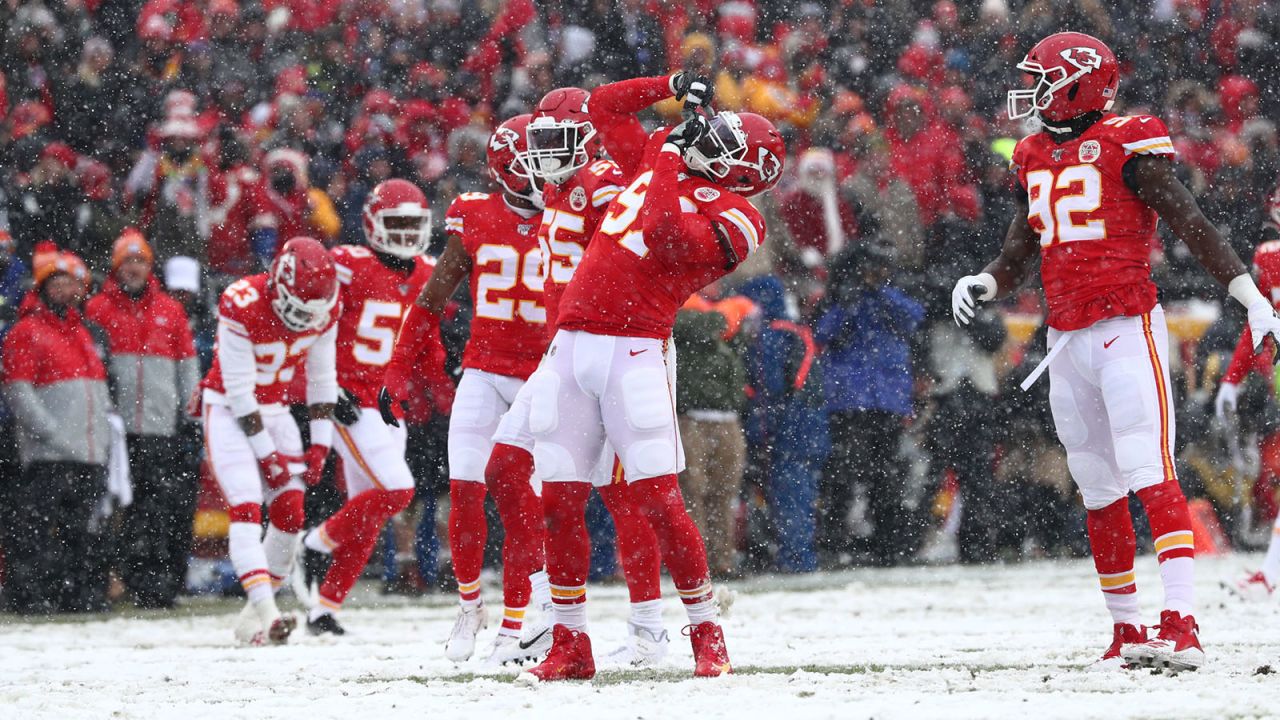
[2,0,1280,614]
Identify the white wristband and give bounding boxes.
[247,430,276,460]
[1229,273,1269,311]
[309,418,334,449]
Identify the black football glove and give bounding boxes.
[377,387,407,427]
[671,72,714,114]
[666,113,710,153]
[335,387,360,426]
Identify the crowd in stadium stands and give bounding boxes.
[1,0,1279,612]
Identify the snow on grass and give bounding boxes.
[1,554,1275,719]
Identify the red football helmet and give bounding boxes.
[524,87,602,185]
[268,236,339,332]
[1008,32,1119,123]
[363,179,431,258]
[487,114,542,207]
[684,111,785,198]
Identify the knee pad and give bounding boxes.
[448,433,492,482]
[268,490,305,533]
[528,371,560,436]
[621,368,672,431]
[626,438,678,478]
[228,503,262,524]
[533,443,578,482]
[1066,451,1126,510]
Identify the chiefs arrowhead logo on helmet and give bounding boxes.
[683,111,786,198]
[487,114,542,207]
[1008,32,1119,124]
[268,236,338,332]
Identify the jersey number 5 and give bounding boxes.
[353,301,402,366]
[1026,164,1105,247]
[600,170,653,258]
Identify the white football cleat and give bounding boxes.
[484,625,552,666]
[444,603,488,662]
[233,602,261,645]
[1121,611,1204,672]
[601,622,670,668]
[233,599,296,646]
[1224,570,1274,602]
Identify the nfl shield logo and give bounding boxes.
[518,224,534,235]
[1052,149,1065,162]
[1079,140,1102,163]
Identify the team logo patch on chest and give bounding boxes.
[569,186,587,211]
[694,187,721,202]
[1079,140,1102,163]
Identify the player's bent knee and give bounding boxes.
[528,372,560,436]
[533,443,579,482]
[449,436,491,482]
[228,503,262,524]
[626,438,678,478]
[1066,452,1125,510]
[621,369,672,431]
[268,490,305,533]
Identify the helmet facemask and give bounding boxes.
[271,282,337,332]
[684,112,749,180]
[369,204,432,258]
[524,117,595,186]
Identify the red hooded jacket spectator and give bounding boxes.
[84,232,199,438]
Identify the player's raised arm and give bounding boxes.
[589,73,709,176]
[1126,155,1280,348]
[952,191,1040,325]
[641,119,720,262]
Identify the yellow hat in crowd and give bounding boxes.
[112,228,154,270]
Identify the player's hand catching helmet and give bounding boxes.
[671,72,714,115]
[951,273,998,326]
[666,113,710,153]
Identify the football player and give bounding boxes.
[380,115,550,663]
[197,236,340,645]
[522,74,784,681]
[952,31,1280,671]
[293,179,448,635]
[516,86,670,666]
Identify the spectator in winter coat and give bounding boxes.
[736,274,830,573]
[2,248,111,614]
[84,231,199,608]
[814,242,924,566]
[673,300,748,578]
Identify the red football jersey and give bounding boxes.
[557,132,765,340]
[201,273,337,405]
[537,158,627,335]
[1012,113,1177,331]
[1223,239,1280,384]
[332,245,437,407]
[445,191,547,379]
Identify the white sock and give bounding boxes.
[529,569,551,610]
[629,599,664,633]
[1159,557,1195,617]
[304,525,333,554]
[263,525,299,585]
[1102,590,1141,626]
[678,583,719,625]
[1261,516,1280,585]
[553,601,587,631]
[228,522,274,604]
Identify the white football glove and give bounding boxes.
[951,273,997,326]
[1247,299,1280,351]
[1214,381,1239,422]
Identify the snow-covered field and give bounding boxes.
[1,554,1276,720]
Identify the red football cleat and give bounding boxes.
[1121,610,1204,671]
[688,622,732,677]
[523,625,595,682]
[1089,623,1146,671]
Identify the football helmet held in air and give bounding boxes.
[683,111,785,198]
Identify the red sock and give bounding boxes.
[629,475,711,600]
[485,443,545,609]
[1135,482,1195,562]
[318,488,414,608]
[449,479,488,603]
[1086,497,1139,623]
[597,481,662,603]
[543,482,592,608]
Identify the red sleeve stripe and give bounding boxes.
[719,208,760,254]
